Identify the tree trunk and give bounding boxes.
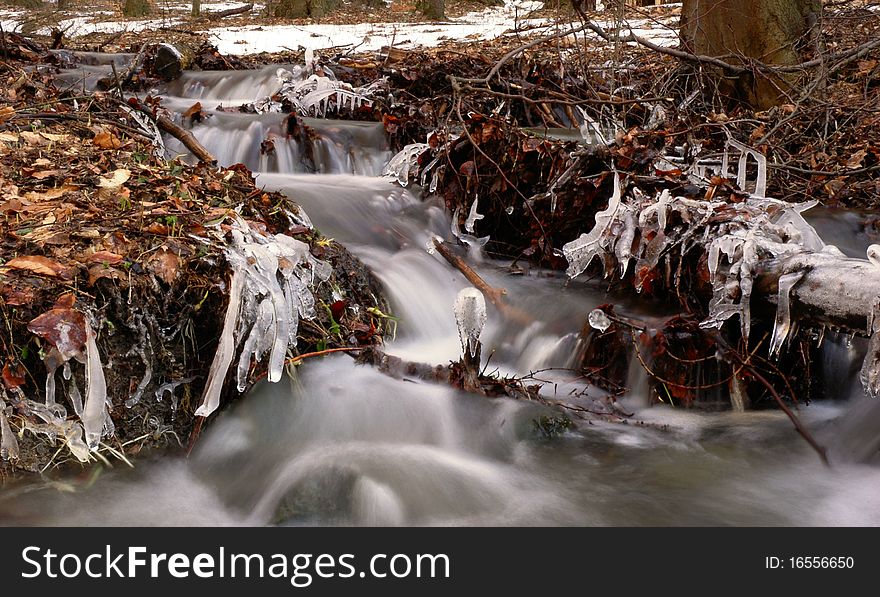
[270,0,338,17]
[417,0,444,20]
[192,0,201,17]
[121,0,152,17]
[680,0,821,109]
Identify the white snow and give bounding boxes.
[210,0,547,55]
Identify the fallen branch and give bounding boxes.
[432,238,532,326]
[206,3,253,21]
[155,113,216,165]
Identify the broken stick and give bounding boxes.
[432,238,532,326]
[156,114,216,165]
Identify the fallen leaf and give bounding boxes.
[0,132,18,143]
[96,168,131,200]
[0,106,13,125]
[87,250,124,265]
[98,168,131,189]
[27,307,87,360]
[54,293,76,309]
[39,132,69,143]
[93,130,122,150]
[32,169,66,180]
[1,284,38,306]
[2,361,25,390]
[23,184,78,202]
[87,264,125,286]
[847,149,868,169]
[3,255,69,278]
[147,248,180,285]
[19,131,47,146]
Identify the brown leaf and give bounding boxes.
[23,184,78,202]
[3,255,70,278]
[2,361,25,390]
[27,307,87,360]
[847,149,868,170]
[1,284,38,306]
[0,106,13,125]
[143,222,169,235]
[54,293,76,309]
[87,264,125,286]
[87,250,124,265]
[182,102,203,119]
[93,130,122,150]
[32,169,66,180]
[147,248,180,285]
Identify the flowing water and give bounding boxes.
[5,64,880,526]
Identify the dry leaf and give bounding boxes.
[2,362,25,390]
[19,131,47,146]
[847,149,868,170]
[97,168,131,200]
[3,255,70,278]
[0,132,18,143]
[147,248,180,285]
[98,168,131,189]
[23,184,78,202]
[27,307,87,360]
[0,106,13,125]
[87,250,124,265]
[93,130,122,150]
[39,132,69,143]
[87,264,125,286]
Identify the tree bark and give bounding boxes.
[417,0,444,20]
[207,3,253,20]
[270,0,338,18]
[680,0,821,109]
[121,0,152,17]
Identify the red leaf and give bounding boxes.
[2,361,25,389]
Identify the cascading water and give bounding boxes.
[5,62,880,527]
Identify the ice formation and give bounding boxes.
[561,168,861,376]
[82,319,111,450]
[588,308,612,333]
[0,397,19,461]
[194,216,332,418]
[465,195,485,234]
[454,287,487,358]
[247,67,384,117]
[383,143,430,187]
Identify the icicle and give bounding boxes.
[465,195,484,234]
[195,269,244,418]
[0,398,19,461]
[615,207,637,276]
[454,287,487,358]
[860,327,880,399]
[725,137,768,198]
[82,320,109,451]
[769,270,806,359]
[65,362,83,417]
